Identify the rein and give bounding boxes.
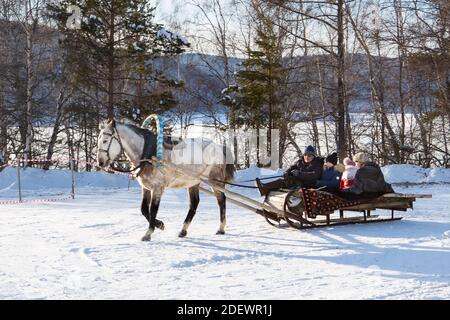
[206,175,284,189]
[149,156,284,189]
[100,120,283,188]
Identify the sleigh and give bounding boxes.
[257,189,432,229]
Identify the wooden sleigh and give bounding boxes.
[260,190,432,229]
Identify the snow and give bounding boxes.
[1,165,450,299]
[382,165,428,184]
[382,164,450,184]
[0,167,133,192]
[157,27,190,46]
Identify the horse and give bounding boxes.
[96,119,235,241]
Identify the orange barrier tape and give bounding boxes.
[0,195,73,205]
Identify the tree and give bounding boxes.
[222,14,284,167]
[267,0,349,162]
[0,0,55,163]
[48,0,189,120]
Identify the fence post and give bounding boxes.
[70,159,75,199]
[16,159,22,202]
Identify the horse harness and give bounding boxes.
[99,121,271,188]
[101,120,171,178]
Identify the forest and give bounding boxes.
[1,0,449,170]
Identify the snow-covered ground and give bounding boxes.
[0,165,449,299]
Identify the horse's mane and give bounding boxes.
[122,123,153,137]
[121,122,182,148]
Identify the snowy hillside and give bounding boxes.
[0,165,449,299]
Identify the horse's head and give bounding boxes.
[97,119,122,168]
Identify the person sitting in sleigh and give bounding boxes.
[315,152,342,193]
[340,152,394,199]
[255,145,323,196]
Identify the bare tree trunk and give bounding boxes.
[394,0,406,162]
[316,59,330,155]
[413,112,429,167]
[336,0,347,162]
[107,1,116,120]
[44,90,67,170]
[0,80,7,161]
[442,114,449,160]
[23,16,35,164]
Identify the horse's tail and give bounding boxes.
[224,163,235,183]
[221,145,235,183]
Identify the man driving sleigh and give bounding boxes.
[255,145,323,196]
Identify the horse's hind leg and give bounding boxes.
[140,188,164,231]
[179,185,200,238]
[213,189,226,235]
[141,188,163,241]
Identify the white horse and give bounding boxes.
[96,119,235,241]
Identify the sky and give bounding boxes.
[155,0,175,21]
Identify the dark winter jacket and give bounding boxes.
[286,157,324,188]
[316,167,342,192]
[341,162,394,196]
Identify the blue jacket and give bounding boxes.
[316,167,341,191]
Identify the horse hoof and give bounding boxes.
[216,230,225,235]
[156,220,165,230]
[141,229,153,241]
[178,230,187,238]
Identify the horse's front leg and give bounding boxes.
[141,188,164,241]
[140,188,165,231]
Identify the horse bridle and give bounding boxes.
[98,121,152,175]
[98,122,125,165]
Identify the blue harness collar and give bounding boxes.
[142,114,164,168]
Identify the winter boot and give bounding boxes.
[255,178,269,197]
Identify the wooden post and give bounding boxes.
[339,209,344,219]
[70,159,75,199]
[363,210,367,222]
[17,159,22,202]
[367,210,371,217]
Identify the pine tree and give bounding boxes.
[222,17,284,167]
[48,0,189,120]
